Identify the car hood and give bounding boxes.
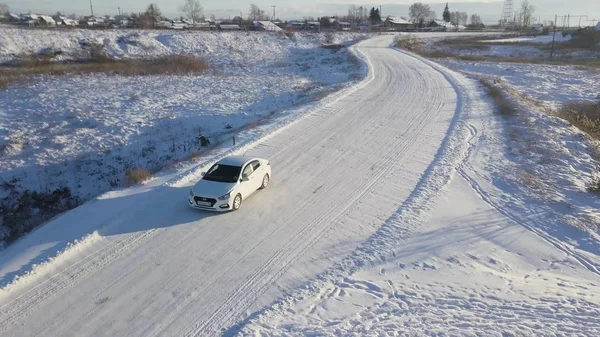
[192,179,237,198]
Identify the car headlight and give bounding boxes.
[189,189,194,197]
[218,192,231,200]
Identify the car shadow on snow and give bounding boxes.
[0,184,226,289]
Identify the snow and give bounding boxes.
[481,32,572,44]
[1,33,600,337]
[240,180,600,336]
[234,47,600,337]
[440,60,600,108]
[0,35,464,337]
[0,29,367,243]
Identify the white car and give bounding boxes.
[188,156,271,211]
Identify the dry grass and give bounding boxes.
[558,101,600,140]
[562,30,600,50]
[393,35,421,51]
[321,44,345,52]
[0,55,210,89]
[420,50,600,68]
[186,151,202,161]
[479,79,516,116]
[125,168,153,186]
[590,176,600,194]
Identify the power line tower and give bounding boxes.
[500,0,514,27]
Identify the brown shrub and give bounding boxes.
[558,101,600,139]
[125,168,152,186]
[323,32,335,45]
[563,30,600,50]
[394,35,420,51]
[0,55,210,89]
[321,44,344,52]
[590,176,600,194]
[479,80,516,116]
[186,151,202,162]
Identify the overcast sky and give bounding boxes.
[3,0,600,25]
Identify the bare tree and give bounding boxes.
[518,0,535,29]
[0,3,9,15]
[409,2,432,26]
[146,3,162,20]
[428,11,437,21]
[347,5,368,23]
[470,14,482,26]
[141,3,161,28]
[181,0,203,23]
[450,11,467,26]
[450,12,458,26]
[249,4,267,20]
[459,12,468,25]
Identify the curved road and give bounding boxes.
[0,36,459,336]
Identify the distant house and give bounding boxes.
[194,21,216,30]
[8,13,21,23]
[85,16,104,27]
[383,16,413,31]
[60,18,79,27]
[21,14,40,26]
[532,23,544,31]
[287,21,305,29]
[254,21,283,32]
[218,24,241,31]
[337,21,351,31]
[306,21,320,30]
[39,15,56,26]
[596,22,600,31]
[426,20,465,31]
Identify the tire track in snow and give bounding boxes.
[229,45,485,337]
[185,41,459,337]
[185,83,440,336]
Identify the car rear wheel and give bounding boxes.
[260,174,269,190]
[232,194,242,211]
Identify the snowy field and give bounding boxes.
[480,32,572,44]
[441,60,600,108]
[415,32,600,59]
[233,49,600,337]
[0,29,367,245]
[1,32,600,337]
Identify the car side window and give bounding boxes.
[252,161,261,170]
[242,163,254,178]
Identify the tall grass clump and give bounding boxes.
[558,100,600,139]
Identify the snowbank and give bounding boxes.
[480,32,572,44]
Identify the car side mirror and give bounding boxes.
[242,176,250,182]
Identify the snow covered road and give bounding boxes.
[4,34,588,337]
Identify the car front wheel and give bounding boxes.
[232,194,242,211]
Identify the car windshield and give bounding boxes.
[203,164,242,183]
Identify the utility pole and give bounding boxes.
[89,0,94,17]
[550,14,557,58]
[271,5,276,20]
[118,6,121,17]
[380,5,382,33]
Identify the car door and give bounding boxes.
[251,160,264,189]
[240,161,258,198]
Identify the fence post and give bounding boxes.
[233,136,236,146]
[550,14,557,59]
